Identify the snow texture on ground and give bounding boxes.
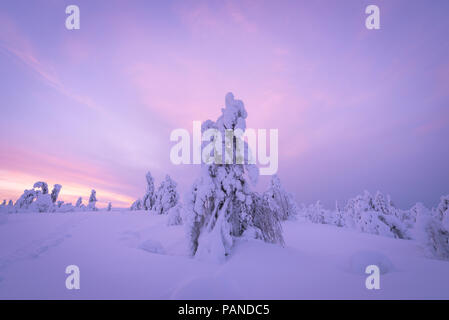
[0,211,448,299]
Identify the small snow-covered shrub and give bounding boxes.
[264,175,298,221]
[87,190,97,211]
[56,203,75,213]
[154,175,179,215]
[167,204,183,226]
[130,199,143,211]
[332,201,345,227]
[30,193,53,213]
[304,201,330,224]
[75,197,86,211]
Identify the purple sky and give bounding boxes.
[0,0,448,208]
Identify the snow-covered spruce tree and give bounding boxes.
[264,175,298,221]
[75,197,83,208]
[342,197,357,228]
[399,202,424,229]
[50,184,62,203]
[249,192,284,244]
[304,201,330,224]
[30,193,53,213]
[185,93,283,262]
[33,182,49,195]
[15,189,37,211]
[374,191,414,227]
[154,175,179,215]
[373,191,392,215]
[333,201,345,227]
[435,195,449,221]
[374,191,413,227]
[142,172,156,211]
[130,199,143,211]
[413,203,449,260]
[30,181,53,213]
[107,202,112,211]
[87,189,97,211]
[408,203,421,223]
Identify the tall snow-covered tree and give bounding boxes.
[435,195,449,221]
[143,172,156,211]
[185,93,283,262]
[154,175,179,215]
[264,175,298,221]
[50,184,62,203]
[413,203,449,260]
[87,189,97,211]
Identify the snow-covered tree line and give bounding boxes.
[300,191,449,260]
[0,182,102,213]
[130,172,180,217]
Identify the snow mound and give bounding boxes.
[346,250,395,275]
[170,275,242,300]
[139,239,166,255]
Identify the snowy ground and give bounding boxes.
[0,211,448,299]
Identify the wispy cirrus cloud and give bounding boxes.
[0,12,103,113]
